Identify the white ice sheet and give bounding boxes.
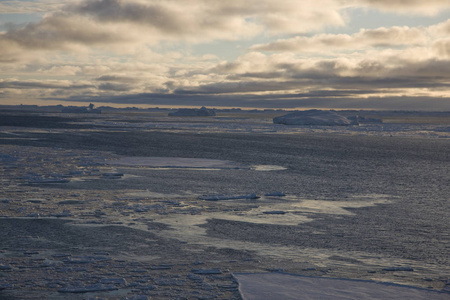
[234,273,449,300]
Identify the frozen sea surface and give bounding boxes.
[0,111,449,299]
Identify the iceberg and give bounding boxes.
[273,110,352,126]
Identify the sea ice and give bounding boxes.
[234,273,450,300]
[110,157,245,169]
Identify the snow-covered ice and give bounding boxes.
[234,273,450,300]
[110,157,245,169]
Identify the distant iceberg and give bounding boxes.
[61,103,101,114]
[273,110,351,126]
[168,106,216,116]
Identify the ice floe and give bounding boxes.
[192,269,223,275]
[264,192,286,197]
[109,156,286,172]
[110,157,245,169]
[251,165,287,171]
[27,178,70,184]
[234,273,450,300]
[198,193,260,201]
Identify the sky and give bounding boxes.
[0,0,450,110]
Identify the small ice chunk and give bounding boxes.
[51,210,72,218]
[262,211,287,215]
[192,269,223,275]
[187,274,204,282]
[58,283,118,293]
[100,278,127,285]
[52,254,71,258]
[150,264,173,270]
[0,283,12,290]
[58,200,82,205]
[199,193,259,201]
[124,296,150,300]
[382,267,414,272]
[66,256,110,264]
[40,259,62,267]
[252,165,287,171]
[0,265,11,270]
[26,213,41,218]
[28,178,70,184]
[102,172,124,178]
[264,192,286,197]
[27,199,43,203]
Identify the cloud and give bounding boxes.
[170,42,450,101]
[98,82,131,91]
[0,0,348,63]
[71,0,346,36]
[2,14,130,51]
[0,0,67,14]
[1,0,448,62]
[359,0,450,15]
[428,19,450,37]
[0,79,94,90]
[432,38,450,58]
[252,25,430,52]
[1,1,449,111]
[39,65,82,76]
[95,75,137,82]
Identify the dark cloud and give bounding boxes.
[95,75,137,82]
[61,92,450,111]
[98,82,131,91]
[71,0,186,34]
[2,14,125,51]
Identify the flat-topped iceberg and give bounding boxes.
[273,109,351,126]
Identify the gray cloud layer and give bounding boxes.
[1,0,450,110]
